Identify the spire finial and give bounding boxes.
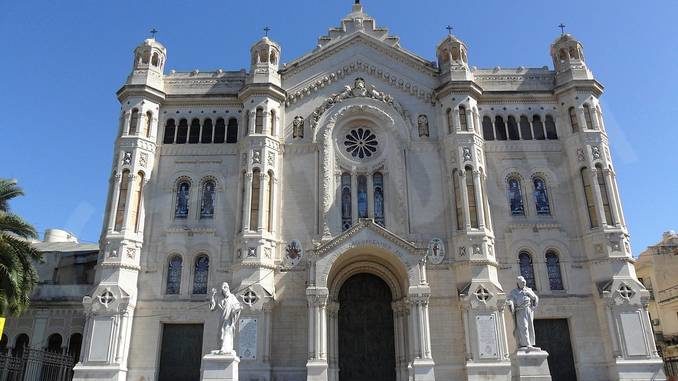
[263,26,271,37]
[445,25,453,35]
[150,28,158,39]
[558,23,566,35]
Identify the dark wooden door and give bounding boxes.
[534,319,577,381]
[158,323,204,381]
[338,273,396,381]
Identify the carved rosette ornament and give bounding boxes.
[284,239,303,268]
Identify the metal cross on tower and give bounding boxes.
[150,28,158,38]
[445,25,453,35]
[263,26,271,37]
[558,23,566,35]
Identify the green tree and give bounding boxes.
[0,179,42,316]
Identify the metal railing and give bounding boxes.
[0,348,75,381]
[664,356,678,380]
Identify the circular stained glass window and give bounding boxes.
[344,127,378,159]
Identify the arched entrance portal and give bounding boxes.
[338,273,396,381]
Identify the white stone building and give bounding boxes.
[59,3,666,381]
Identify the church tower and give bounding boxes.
[73,36,165,381]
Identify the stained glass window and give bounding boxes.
[357,175,368,218]
[344,128,378,159]
[546,251,564,290]
[533,177,551,216]
[519,251,537,290]
[175,181,190,219]
[192,255,209,294]
[166,255,183,294]
[508,177,524,216]
[373,172,384,226]
[200,180,216,219]
[341,173,352,231]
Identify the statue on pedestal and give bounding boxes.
[507,276,539,348]
[210,282,242,355]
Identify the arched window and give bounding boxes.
[192,255,209,294]
[214,118,226,143]
[268,171,274,232]
[226,118,238,143]
[472,108,479,131]
[596,164,614,225]
[250,169,261,230]
[341,173,352,231]
[175,180,190,219]
[166,255,182,294]
[176,119,188,144]
[583,104,593,129]
[129,109,139,135]
[143,111,153,138]
[47,333,62,353]
[482,116,494,140]
[518,251,537,290]
[201,119,213,143]
[270,110,277,135]
[188,118,200,144]
[532,177,551,215]
[568,107,579,132]
[163,119,176,144]
[519,116,532,140]
[13,334,29,357]
[0,334,8,354]
[507,116,520,140]
[465,167,479,228]
[131,172,144,232]
[151,52,159,67]
[244,111,250,136]
[495,116,507,140]
[452,170,463,230]
[558,49,567,62]
[255,108,264,134]
[507,176,525,216]
[532,115,545,140]
[459,106,468,131]
[545,251,564,290]
[200,179,216,219]
[68,333,82,360]
[114,170,130,231]
[373,172,384,226]
[357,175,368,219]
[446,108,453,133]
[545,115,558,139]
[595,106,604,130]
[581,168,599,228]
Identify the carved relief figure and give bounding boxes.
[210,282,243,355]
[417,114,429,137]
[292,116,304,139]
[507,276,539,348]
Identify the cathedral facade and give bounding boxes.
[69,4,665,381]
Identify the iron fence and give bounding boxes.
[666,356,678,380]
[0,348,75,381]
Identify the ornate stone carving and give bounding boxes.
[292,115,304,139]
[472,244,482,256]
[284,240,303,267]
[252,150,261,164]
[458,246,467,257]
[591,145,601,160]
[576,148,585,162]
[247,247,257,257]
[417,114,429,137]
[123,151,132,165]
[126,247,136,259]
[98,290,115,309]
[427,238,445,265]
[462,147,472,162]
[267,151,275,167]
[139,152,148,168]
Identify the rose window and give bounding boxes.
[344,128,378,159]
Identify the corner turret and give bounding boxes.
[550,33,593,84]
[249,36,281,86]
[126,37,166,91]
[436,33,473,81]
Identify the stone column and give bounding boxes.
[589,167,608,226]
[459,170,472,229]
[306,287,329,381]
[107,173,123,232]
[407,289,435,381]
[603,168,621,226]
[257,172,268,232]
[270,176,278,235]
[248,110,256,135]
[242,172,253,232]
[472,170,486,229]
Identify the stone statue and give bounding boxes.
[507,276,539,348]
[292,115,304,138]
[210,282,243,355]
[417,114,429,137]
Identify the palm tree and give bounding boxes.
[0,179,42,316]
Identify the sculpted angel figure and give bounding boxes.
[507,276,539,348]
[210,282,243,355]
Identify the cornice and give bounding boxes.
[553,79,604,97]
[239,83,287,102]
[434,81,483,100]
[117,84,166,103]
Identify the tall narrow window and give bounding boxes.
[192,255,209,295]
[545,251,564,290]
[114,170,130,231]
[144,111,153,138]
[214,118,226,143]
[201,119,213,143]
[341,173,352,231]
[200,180,216,219]
[129,109,139,135]
[446,108,453,133]
[175,180,190,219]
[244,111,250,136]
[452,170,463,230]
[239,171,246,232]
[163,119,176,144]
[532,177,551,216]
[188,118,200,144]
[507,116,520,140]
[518,251,537,290]
[482,116,494,140]
[131,172,144,232]
[250,169,260,230]
[581,168,599,228]
[583,104,594,129]
[465,167,478,228]
[519,116,532,140]
[268,171,274,232]
[596,165,614,225]
[545,115,558,139]
[495,116,507,140]
[373,172,384,226]
[226,118,238,143]
[166,255,182,295]
[270,110,276,135]
[176,119,188,144]
[532,115,545,140]
[595,106,604,130]
[507,177,525,216]
[255,108,264,134]
[568,107,579,132]
[459,106,468,131]
[357,175,368,218]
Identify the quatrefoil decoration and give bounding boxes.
[344,127,378,159]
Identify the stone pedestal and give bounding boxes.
[201,353,239,381]
[510,348,552,381]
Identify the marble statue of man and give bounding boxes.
[507,276,539,348]
[210,282,242,355]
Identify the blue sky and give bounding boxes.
[1,0,676,254]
